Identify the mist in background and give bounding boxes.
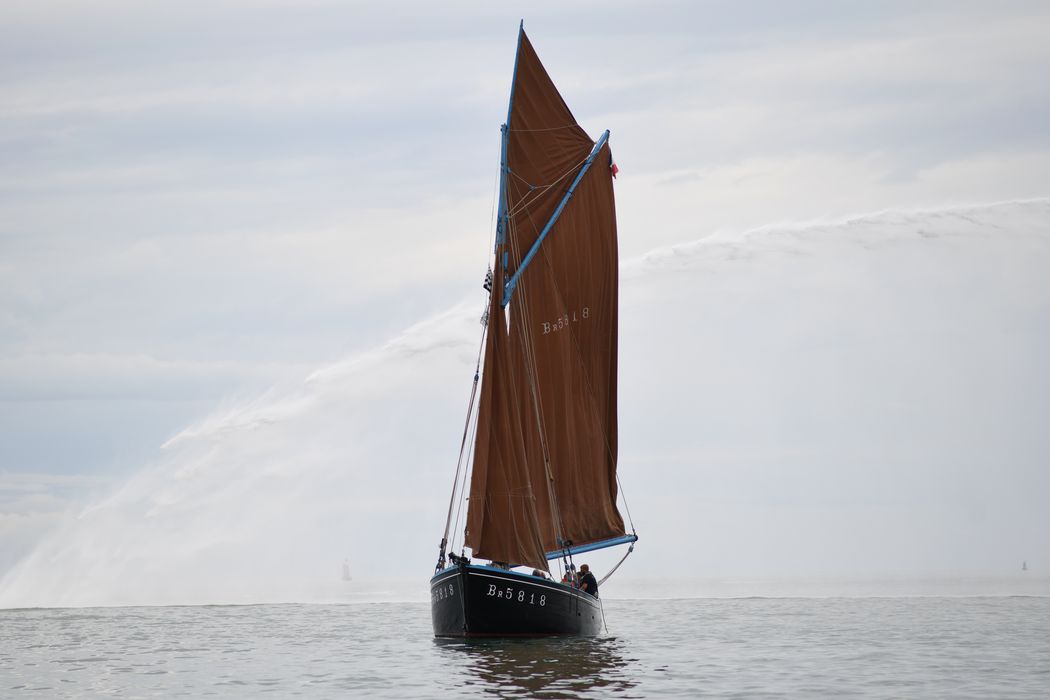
[2,2,1049,605]
[1,200,1047,607]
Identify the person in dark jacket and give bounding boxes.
[578,564,599,597]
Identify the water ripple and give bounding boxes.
[1,598,1048,698]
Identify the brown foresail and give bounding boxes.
[464,277,548,570]
[464,29,625,572]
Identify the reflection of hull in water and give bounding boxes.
[431,563,602,637]
[434,632,634,696]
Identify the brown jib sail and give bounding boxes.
[463,28,627,573]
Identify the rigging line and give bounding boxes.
[516,289,560,540]
[561,275,636,535]
[531,156,638,536]
[566,307,636,535]
[505,152,591,220]
[451,301,488,552]
[503,132,610,309]
[616,474,637,534]
[505,191,567,560]
[507,184,552,464]
[516,301,567,564]
[454,132,506,562]
[509,183,568,554]
[507,168,536,187]
[442,375,478,544]
[457,137,504,557]
[504,129,593,222]
[504,169,548,217]
[505,186,546,223]
[508,123,578,132]
[507,157,581,191]
[451,380,482,554]
[486,130,501,260]
[597,542,634,587]
[441,311,489,547]
[506,169,555,216]
[496,195,550,566]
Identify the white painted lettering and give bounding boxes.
[538,306,593,335]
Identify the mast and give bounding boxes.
[494,21,523,249]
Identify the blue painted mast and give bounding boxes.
[494,21,524,250]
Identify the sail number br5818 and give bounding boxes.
[487,584,546,606]
[431,582,454,604]
[541,307,589,335]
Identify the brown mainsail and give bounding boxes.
[463,29,627,573]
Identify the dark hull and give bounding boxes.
[431,564,602,637]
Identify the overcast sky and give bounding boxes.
[1,1,1049,595]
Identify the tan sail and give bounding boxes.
[465,30,625,572]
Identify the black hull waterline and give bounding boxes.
[431,564,602,637]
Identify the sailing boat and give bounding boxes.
[430,24,637,637]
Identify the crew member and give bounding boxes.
[578,564,599,597]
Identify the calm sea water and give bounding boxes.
[3,597,1049,698]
